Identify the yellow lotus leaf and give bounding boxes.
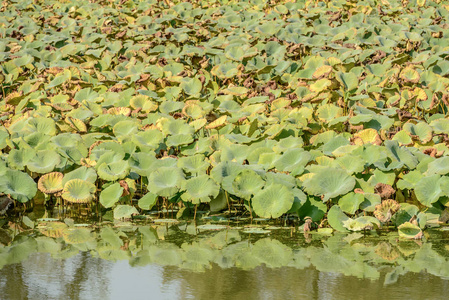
[353,129,382,145]
[271,98,291,110]
[400,67,420,84]
[189,118,207,131]
[205,115,227,129]
[413,87,428,101]
[107,107,131,116]
[327,57,342,66]
[309,78,332,93]
[313,65,333,79]
[65,117,87,133]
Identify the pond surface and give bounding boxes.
[1,214,449,300]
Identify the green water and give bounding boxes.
[1,215,449,300]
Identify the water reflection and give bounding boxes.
[1,218,449,299]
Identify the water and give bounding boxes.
[1,217,449,300]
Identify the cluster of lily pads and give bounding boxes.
[2,218,449,282]
[1,0,449,235]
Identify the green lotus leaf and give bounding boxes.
[0,127,9,150]
[334,155,365,174]
[430,118,449,134]
[336,71,358,91]
[210,161,245,184]
[392,130,413,146]
[62,227,94,245]
[0,169,37,203]
[288,188,308,213]
[38,172,63,194]
[97,161,130,181]
[360,193,381,212]
[114,205,139,219]
[273,136,304,153]
[113,120,139,140]
[252,183,294,219]
[166,134,194,147]
[132,129,164,150]
[327,205,350,232]
[211,62,239,79]
[7,148,35,170]
[425,157,449,175]
[100,183,124,208]
[322,136,350,156]
[177,154,210,175]
[338,192,365,215]
[403,122,433,144]
[62,166,97,186]
[274,149,311,176]
[160,118,194,136]
[303,168,356,201]
[398,222,422,239]
[180,77,202,96]
[223,169,265,200]
[129,152,156,176]
[181,175,219,204]
[147,167,185,198]
[138,192,158,210]
[27,150,60,174]
[47,69,71,89]
[27,117,57,136]
[90,142,125,160]
[414,174,443,207]
[51,133,83,148]
[342,216,380,231]
[384,140,418,169]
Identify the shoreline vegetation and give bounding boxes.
[1,0,449,238]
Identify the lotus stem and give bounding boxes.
[193,204,197,221]
[225,191,231,214]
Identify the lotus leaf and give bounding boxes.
[338,193,365,215]
[38,172,63,195]
[113,205,139,219]
[398,222,423,239]
[138,193,158,210]
[224,169,265,200]
[62,179,96,204]
[327,205,350,232]
[97,161,129,182]
[147,167,185,198]
[252,183,293,219]
[414,175,443,206]
[100,183,124,208]
[342,216,380,231]
[403,122,433,144]
[177,154,210,175]
[0,169,37,203]
[62,166,97,186]
[303,168,356,201]
[181,175,219,204]
[27,150,60,174]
